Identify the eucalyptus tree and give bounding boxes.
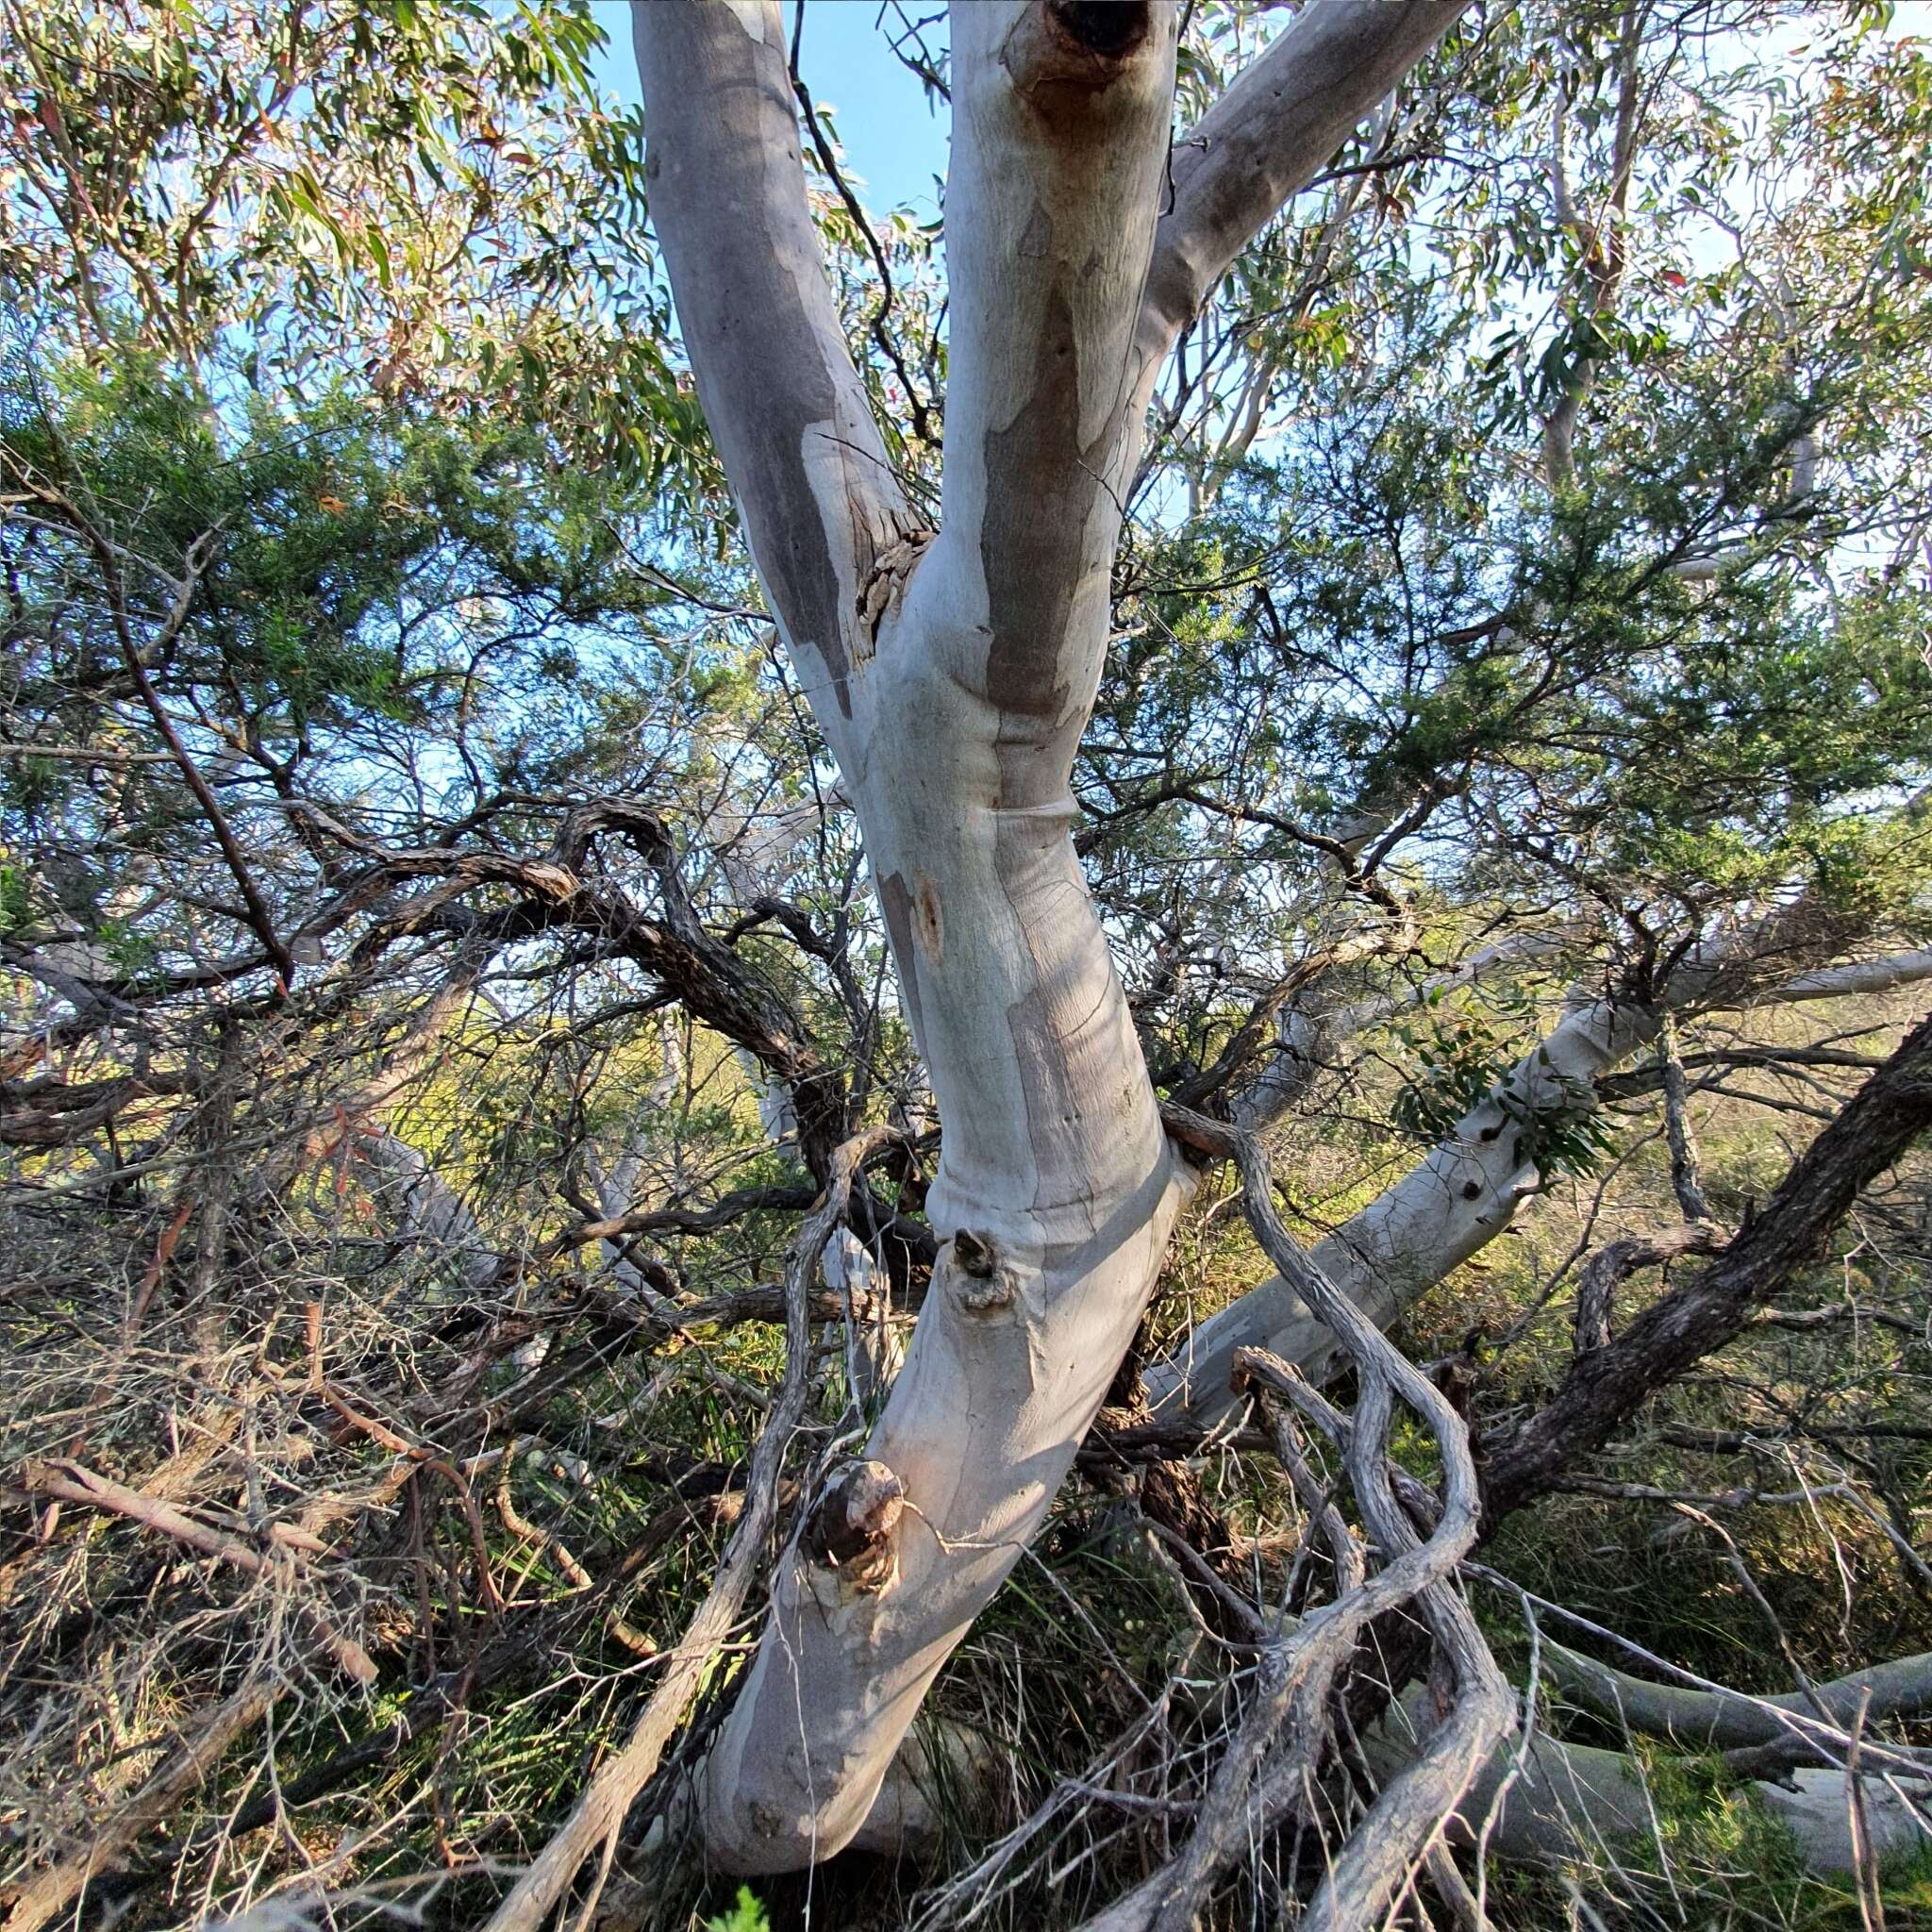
[0,0,691,471]
[623,0,1511,1877]
[7,0,1932,1923]
[620,0,1932,1888]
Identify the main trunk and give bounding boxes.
[637,1,1190,1872]
[630,0,1482,1874]
[701,590,1191,1867]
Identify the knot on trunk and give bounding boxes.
[807,1459,907,1593]
[948,1229,1015,1312]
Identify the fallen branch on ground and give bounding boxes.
[21,1458,376,1686]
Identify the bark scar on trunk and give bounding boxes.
[912,874,944,960]
[949,1229,1016,1311]
[1050,1,1153,58]
[1001,0,1158,111]
[807,1459,907,1594]
[855,525,934,663]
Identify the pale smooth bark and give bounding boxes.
[1545,1641,1932,1752]
[630,0,1492,1872]
[1361,1682,1930,1878]
[1777,946,1932,1002]
[352,1128,500,1296]
[1149,941,1932,1424]
[1149,984,1658,1421]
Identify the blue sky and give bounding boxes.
[589,2,952,215]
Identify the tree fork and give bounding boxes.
[630,0,1481,1873]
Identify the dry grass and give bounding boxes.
[1,983,1928,1930]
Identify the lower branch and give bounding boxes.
[1546,1641,1932,1754]
[1483,1006,1932,1517]
[1150,958,1932,1427]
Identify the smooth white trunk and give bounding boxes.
[645,0,1192,1869]
[630,0,1482,1871]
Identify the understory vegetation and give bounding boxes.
[2,1,1931,1927]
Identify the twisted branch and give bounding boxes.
[1078,1108,1513,1932]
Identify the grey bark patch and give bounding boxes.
[875,869,927,1056]
[747,1800,788,1840]
[634,11,885,719]
[958,1274,1015,1313]
[998,913,1112,1221]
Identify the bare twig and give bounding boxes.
[0,1677,279,1932]
[475,1125,891,1932]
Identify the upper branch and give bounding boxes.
[631,1,911,725]
[1133,0,1475,388]
[922,1,1177,768]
